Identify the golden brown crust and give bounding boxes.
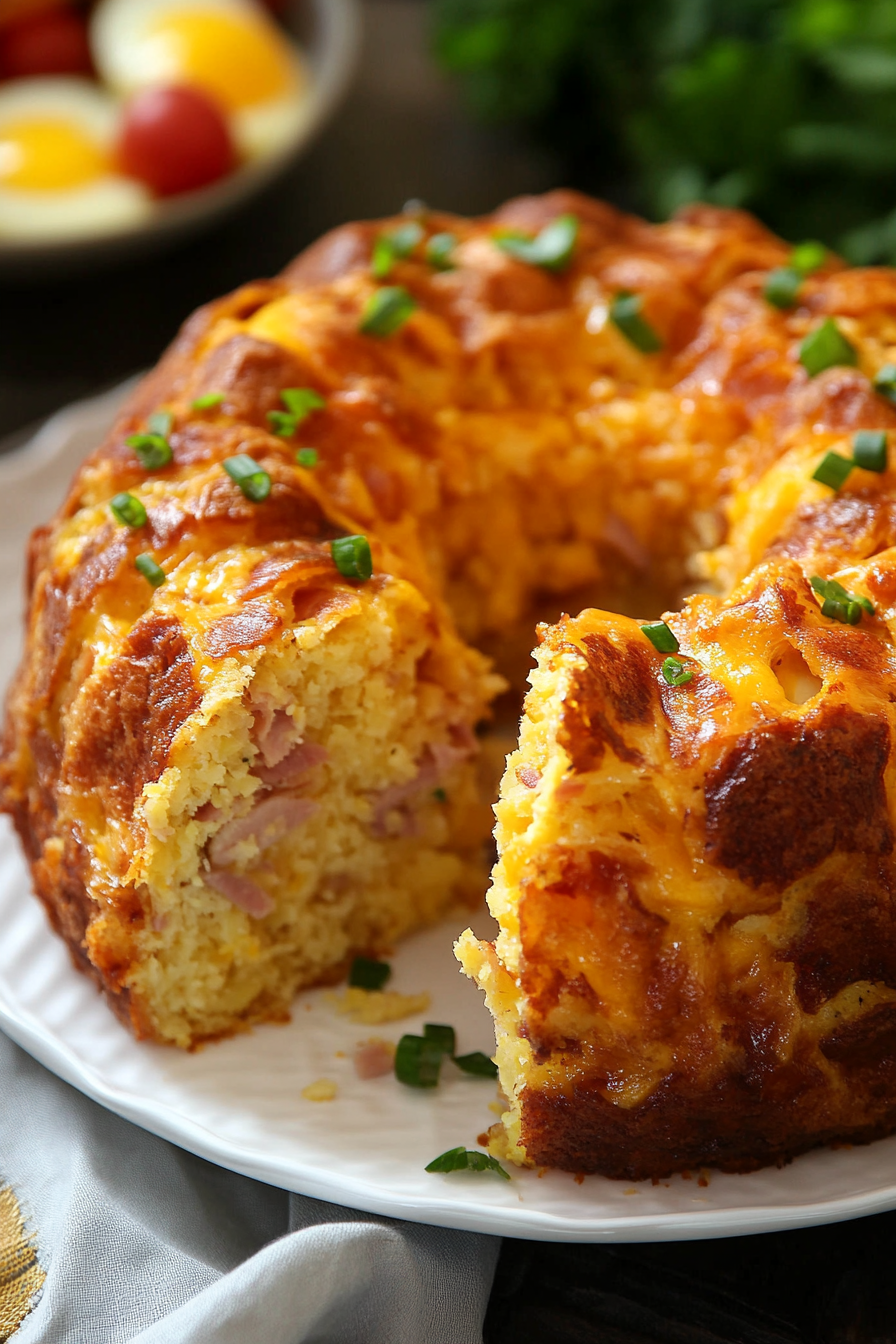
[704,706,893,891]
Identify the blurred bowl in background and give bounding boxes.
[0,0,359,280]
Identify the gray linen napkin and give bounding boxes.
[0,1029,499,1343]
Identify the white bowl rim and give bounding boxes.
[0,0,361,262]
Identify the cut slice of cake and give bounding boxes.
[2,453,498,1047]
[459,549,896,1178]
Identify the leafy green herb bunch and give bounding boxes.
[431,0,896,261]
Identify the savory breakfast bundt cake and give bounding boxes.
[5,187,896,1179]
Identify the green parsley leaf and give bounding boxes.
[812,452,854,489]
[223,455,271,502]
[425,1147,510,1179]
[853,429,888,472]
[359,286,418,337]
[640,621,679,653]
[494,213,578,272]
[331,534,373,580]
[453,1051,498,1078]
[395,1033,445,1088]
[135,554,165,588]
[799,319,858,377]
[609,292,663,353]
[426,232,457,270]
[348,957,391,991]
[191,392,225,411]
[661,656,694,687]
[110,492,147,528]
[126,433,172,471]
[764,266,803,310]
[296,447,319,469]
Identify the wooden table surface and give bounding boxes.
[2,4,895,1339]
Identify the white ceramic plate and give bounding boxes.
[3,387,896,1242]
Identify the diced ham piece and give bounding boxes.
[371,758,437,837]
[209,794,318,867]
[194,801,223,823]
[206,870,275,919]
[354,1039,395,1079]
[430,740,473,776]
[371,728,478,837]
[255,740,328,787]
[253,707,295,768]
[250,700,328,785]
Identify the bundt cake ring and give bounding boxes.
[5,189,896,1181]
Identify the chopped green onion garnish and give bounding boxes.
[453,1051,498,1078]
[267,411,296,437]
[223,454,271,502]
[812,452,854,490]
[281,387,325,418]
[790,240,827,275]
[433,787,447,803]
[822,597,862,624]
[296,447,318,469]
[267,388,325,438]
[853,429,888,472]
[494,213,578,272]
[372,220,425,279]
[764,267,803,310]
[135,553,165,588]
[424,1023,456,1057]
[426,232,457,271]
[425,1147,510,1179]
[348,956,391,991]
[395,1033,445,1088]
[371,235,395,280]
[661,656,694,687]
[811,575,847,602]
[641,621,679,653]
[126,433,172,471]
[873,364,896,405]
[389,220,425,255]
[331,534,373,580]
[799,319,858,377]
[359,286,418,337]
[191,392,225,411]
[147,410,173,438]
[110,492,147,528]
[810,575,874,623]
[609,292,663,354]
